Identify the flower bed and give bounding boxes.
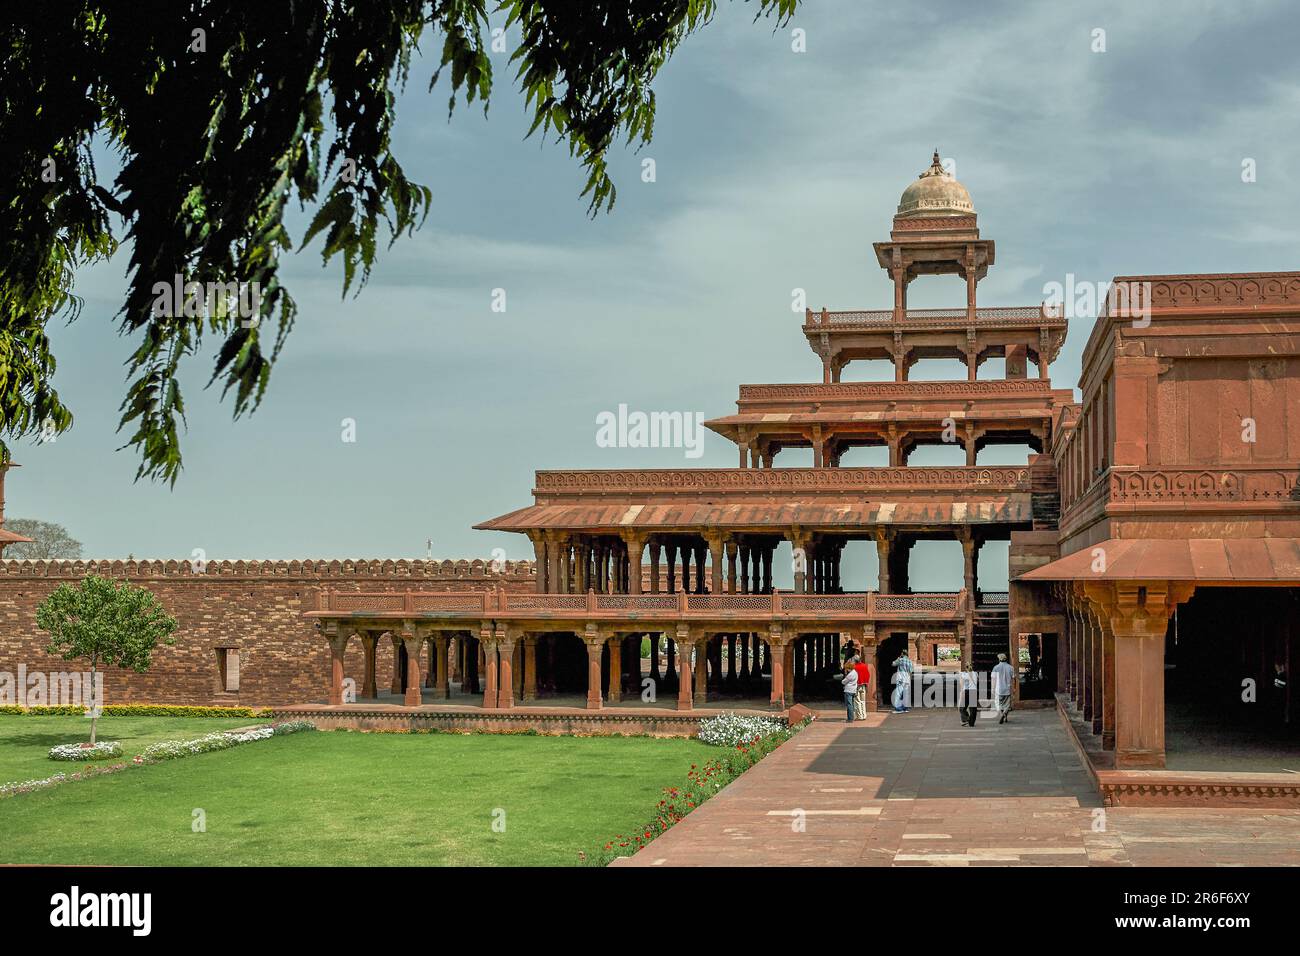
[581,717,810,866]
[2,720,317,800]
[0,762,131,798]
[0,704,275,718]
[48,741,123,762]
[139,720,314,762]
[696,712,786,747]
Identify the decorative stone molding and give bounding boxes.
[534,466,1030,495]
[1108,467,1299,502]
[802,306,1059,331]
[736,380,1054,402]
[0,558,536,580]
[1128,273,1300,310]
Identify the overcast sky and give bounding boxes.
[13,0,1300,590]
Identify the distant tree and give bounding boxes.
[38,575,178,743]
[0,0,797,484]
[3,518,83,559]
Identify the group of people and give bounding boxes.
[840,647,1017,726]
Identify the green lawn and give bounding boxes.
[0,715,257,783]
[0,724,714,866]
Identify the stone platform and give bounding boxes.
[1056,698,1300,808]
[614,708,1300,866]
[276,697,809,736]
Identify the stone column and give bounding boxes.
[875,530,892,594]
[529,532,547,593]
[622,532,644,595]
[666,542,678,594]
[785,639,795,707]
[675,624,694,711]
[480,625,498,709]
[767,626,785,709]
[495,624,516,709]
[327,629,349,706]
[522,635,538,703]
[707,533,724,595]
[788,530,810,594]
[607,634,622,704]
[389,634,404,695]
[584,626,604,710]
[400,630,424,707]
[360,631,378,699]
[650,540,661,593]
[694,634,710,705]
[433,634,450,700]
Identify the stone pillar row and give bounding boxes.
[1061,581,1194,769]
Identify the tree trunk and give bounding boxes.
[89,658,98,745]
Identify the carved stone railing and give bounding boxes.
[534,467,1031,496]
[1120,273,1300,312]
[802,306,1059,331]
[311,589,969,622]
[736,380,1056,403]
[1107,467,1300,503]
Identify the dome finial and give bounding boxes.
[930,148,944,174]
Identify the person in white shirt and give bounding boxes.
[891,651,914,713]
[991,653,1015,724]
[957,661,979,726]
[841,662,860,723]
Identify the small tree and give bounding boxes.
[37,575,178,743]
[3,518,84,559]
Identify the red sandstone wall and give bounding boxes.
[0,559,535,707]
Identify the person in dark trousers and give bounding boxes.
[841,662,859,722]
[958,660,979,727]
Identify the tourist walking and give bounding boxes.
[957,660,979,726]
[891,650,913,713]
[841,661,859,722]
[992,652,1015,724]
[853,655,871,719]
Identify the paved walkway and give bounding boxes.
[616,708,1300,867]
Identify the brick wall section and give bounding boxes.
[0,558,536,706]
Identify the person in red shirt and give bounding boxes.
[852,657,871,718]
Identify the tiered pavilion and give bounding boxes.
[309,152,1069,715]
[307,154,1300,782]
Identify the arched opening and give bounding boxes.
[837,538,879,592]
[836,443,890,467]
[974,442,1038,466]
[904,441,968,467]
[902,538,964,593]
[905,357,968,381]
[839,357,898,382]
[976,355,1006,379]
[976,539,1009,598]
[775,445,814,467]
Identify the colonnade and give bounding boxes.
[527,527,995,600]
[1058,580,1194,769]
[323,621,879,714]
[735,423,1045,469]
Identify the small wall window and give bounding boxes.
[216,647,241,692]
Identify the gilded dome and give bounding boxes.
[896,150,975,218]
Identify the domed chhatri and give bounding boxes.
[896,149,974,218]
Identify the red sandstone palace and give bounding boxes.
[1,153,1296,773]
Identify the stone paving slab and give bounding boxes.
[615,708,1300,867]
